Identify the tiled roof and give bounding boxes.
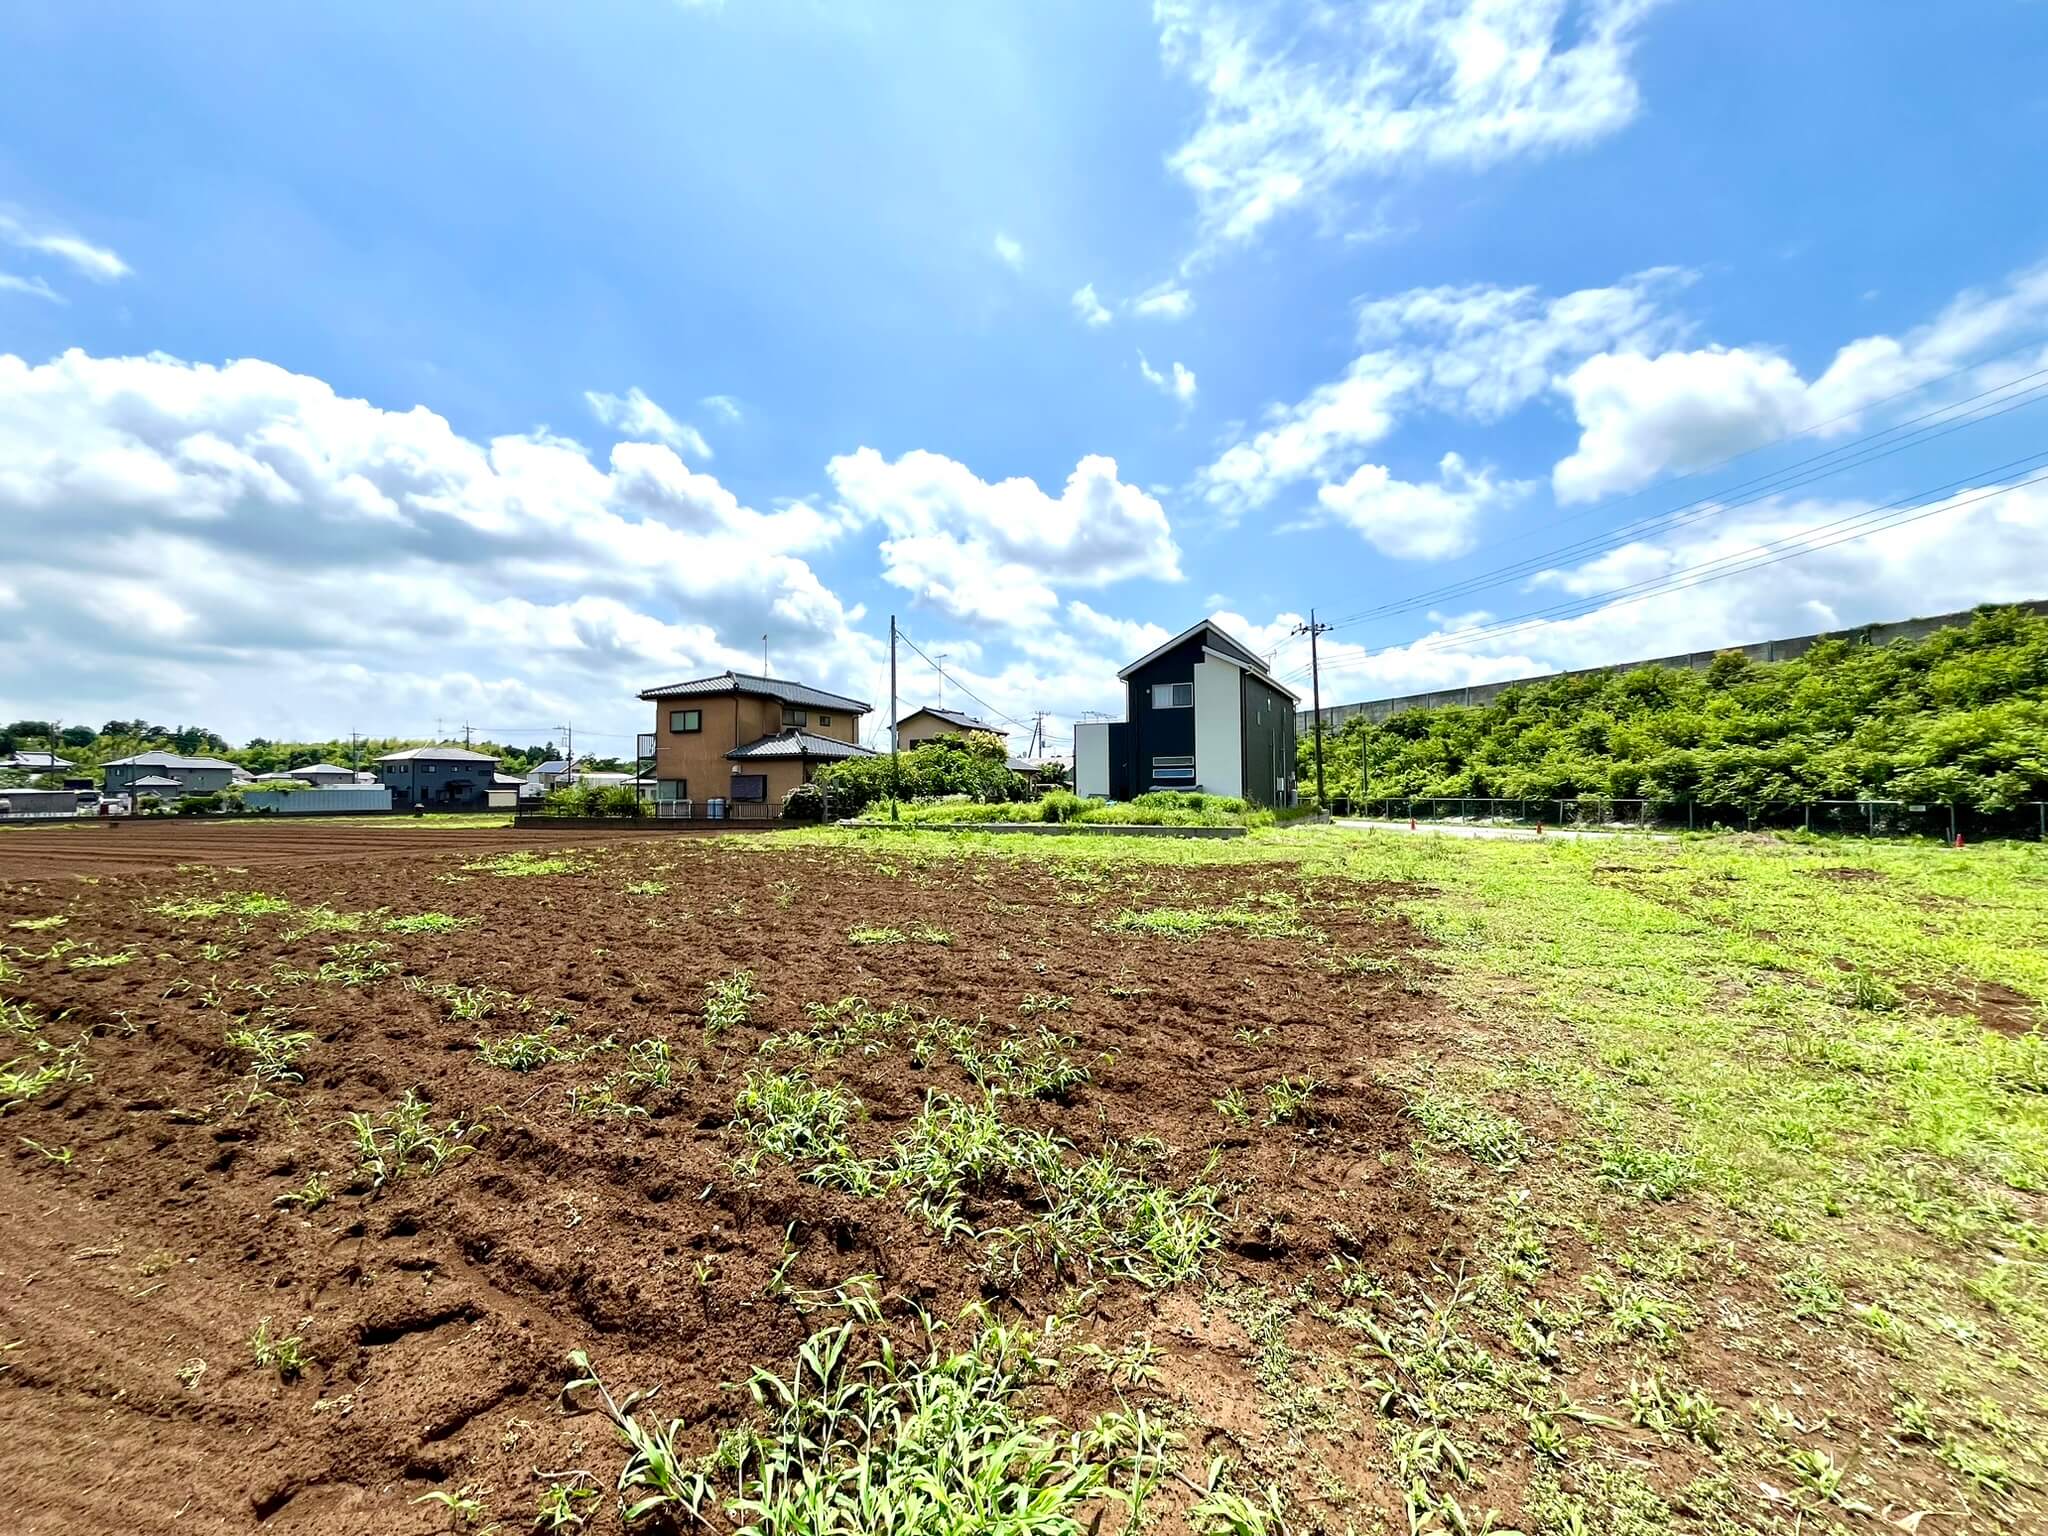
[725,730,878,762]
[128,775,187,788]
[638,671,870,714]
[374,747,500,763]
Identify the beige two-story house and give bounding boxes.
[637,671,876,811]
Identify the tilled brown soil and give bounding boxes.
[0,820,730,879]
[0,833,1454,1534]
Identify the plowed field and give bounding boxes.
[0,832,1450,1534]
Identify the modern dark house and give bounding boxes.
[374,746,499,809]
[1072,619,1299,807]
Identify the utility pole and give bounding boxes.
[933,653,950,707]
[349,732,361,772]
[762,634,769,675]
[889,615,900,822]
[462,722,473,750]
[558,723,573,779]
[1291,610,1329,807]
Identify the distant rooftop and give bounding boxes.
[375,746,499,763]
[104,751,238,771]
[901,705,1004,734]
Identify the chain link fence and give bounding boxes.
[1330,796,2048,840]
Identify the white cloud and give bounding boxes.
[1199,268,1682,516]
[1071,283,1113,328]
[1316,452,1530,559]
[1131,283,1194,321]
[1280,476,2048,705]
[584,386,712,460]
[0,210,131,282]
[993,233,1026,269]
[700,393,743,424]
[826,446,1181,630]
[0,273,63,304]
[0,349,874,741]
[1552,257,2048,502]
[1155,0,1663,252]
[1138,352,1198,404]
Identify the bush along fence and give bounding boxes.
[1332,795,2048,840]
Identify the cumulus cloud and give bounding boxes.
[1199,268,1683,516]
[0,349,873,740]
[1315,452,1530,559]
[0,210,132,283]
[1553,258,2048,502]
[1155,0,1663,252]
[1270,475,2048,706]
[1131,283,1194,321]
[826,447,1181,630]
[993,233,1026,269]
[1071,283,1113,328]
[1138,352,1198,405]
[584,386,712,460]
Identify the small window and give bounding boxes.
[656,778,688,802]
[731,773,767,802]
[669,709,701,733]
[1151,754,1196,784]
[782,707,807,728]
[817,714,831,727]
[1151,682,1193,709]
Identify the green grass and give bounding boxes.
[564,1305,1107,1532]
[461,849,582,877]
[382,911,470,934]
[338,1089,485,1190]
[767,821,2048,1522]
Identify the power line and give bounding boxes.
[1286,462,2048,686]
[1318,364,2048,637]
[894,627,1033,732]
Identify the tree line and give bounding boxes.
[1304,605,2048,814]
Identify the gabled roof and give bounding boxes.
[725,729,878,762]
[1,751,74,770]
[105,751,238,770]
[128,775,188,788]
[375,746,499,763]
[1117,619,1271,680]
[291,762,351,775]
[638,671,870,714]
[898,705,1005,734]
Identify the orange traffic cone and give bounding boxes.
[1954,833,1966,849]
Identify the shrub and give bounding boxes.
[175,793,223,816]
[1038,790,1088,823]
[781,782,830,822]
[540,781,642,818]
[816,734,1024,816]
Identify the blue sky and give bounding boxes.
[4,0,2048,757]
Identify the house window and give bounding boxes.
[656,778,688,802]
[669,709,702,733]
[1151,755,1197,784]
[817,714,831,726]
[731,773,767,802]
[1151,682,1194,709]
[782,708,807,728]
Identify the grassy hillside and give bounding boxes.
[1309,605,2048,816]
